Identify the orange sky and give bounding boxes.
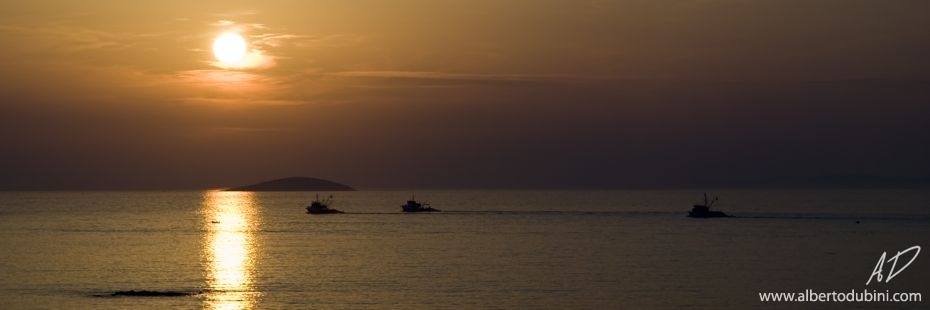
[1,1,929,189]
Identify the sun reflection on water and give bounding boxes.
[202,191,260,310]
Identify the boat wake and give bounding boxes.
[331,210,930,222]
[91,290,204,298]
[729,214,930,222]
[332,210,672,216]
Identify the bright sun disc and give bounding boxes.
[213,33,247,64]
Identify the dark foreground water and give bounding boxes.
[1,190,928,309]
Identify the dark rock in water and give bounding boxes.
[225,177,355,192]
[104,290,200,297]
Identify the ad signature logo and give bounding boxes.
[867,245,920,285]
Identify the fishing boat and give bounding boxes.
[401,195,440,212]
[688,193,729,218]
[306,194,343,214]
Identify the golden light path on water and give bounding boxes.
[202,191,260,310]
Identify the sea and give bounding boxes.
[1,190,928,309]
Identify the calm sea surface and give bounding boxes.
[1,190,929,309]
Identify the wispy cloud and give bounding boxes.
[174,69,279,90]
[329,71,613,83]
[294,34,366,49]
[251,33,306,48]
[210,20,236,27]
[0,24,158,52]
[209,50,278,70]
[213,10,260,18]
[179,97,309,106]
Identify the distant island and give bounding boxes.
[225,177,356,191]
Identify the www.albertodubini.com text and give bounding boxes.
[761,245,922,303]
[759,290,921,302]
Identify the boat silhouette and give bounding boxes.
[306,194,343,214]
[688,193,729,218]
[401,195,440,212]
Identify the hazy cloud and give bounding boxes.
[0,24,138,53]
[210,20,236,27]
[329,71,613,83]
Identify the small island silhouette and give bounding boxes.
[225,177,355,191]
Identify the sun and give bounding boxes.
[213,33,248,64]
